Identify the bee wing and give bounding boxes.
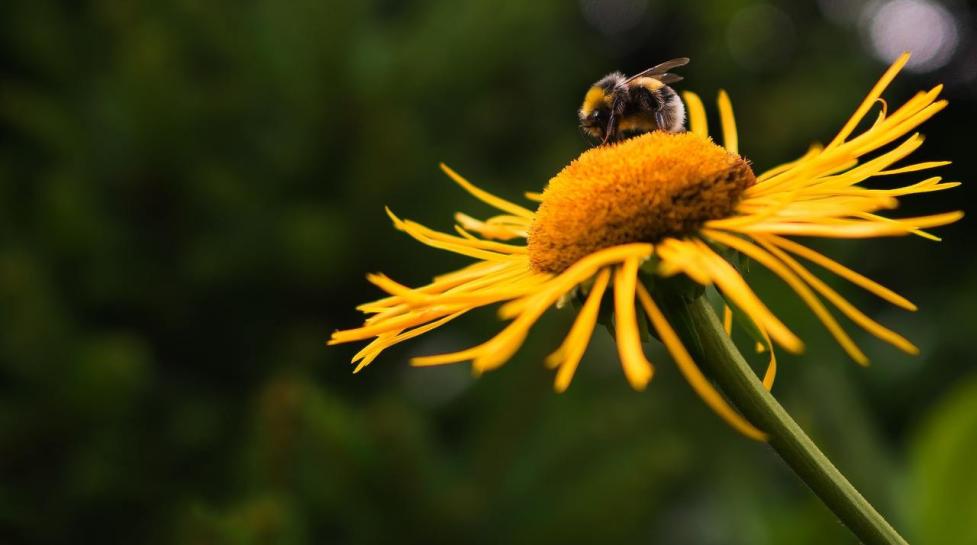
[655,73,684,85]
[625,57,690,82]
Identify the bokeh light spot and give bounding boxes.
[863,0,959,73]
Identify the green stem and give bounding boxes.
[659,293,909,545]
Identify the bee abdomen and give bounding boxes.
[660,86,686,132]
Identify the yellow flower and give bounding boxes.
[329,53,961,440]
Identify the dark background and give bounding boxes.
[1,1,976,544]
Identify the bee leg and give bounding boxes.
[655,111,667,131]
[652,92,669,131]
[602,110,618,145]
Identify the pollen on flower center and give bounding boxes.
[528,131,756,273]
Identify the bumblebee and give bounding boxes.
[579,57,689,144]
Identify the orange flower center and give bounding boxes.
[528,132,755,273]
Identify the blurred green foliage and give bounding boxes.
[911,374,977,544]
[0,1,974,544]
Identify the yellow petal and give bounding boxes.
[681,91,709,138]
[717,90,738,155]
[439,163,534,219]
[548,268,612,392]
[704,229,868,365]
[826,52,910,150]
[613,258,654,389]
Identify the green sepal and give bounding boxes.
[647,271,704,304]
[706,236,752,275]
[738,251,752,274]
[596,287,616,337]
[636,268,664,343]
[635,295,651,342]
[639,254,661,276]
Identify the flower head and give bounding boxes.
[329,53,962,440]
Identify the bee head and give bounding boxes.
[579,73,625,141]
[578,85,613,139]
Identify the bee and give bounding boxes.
[579,57,690,144]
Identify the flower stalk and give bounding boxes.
[659,291,909,545]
